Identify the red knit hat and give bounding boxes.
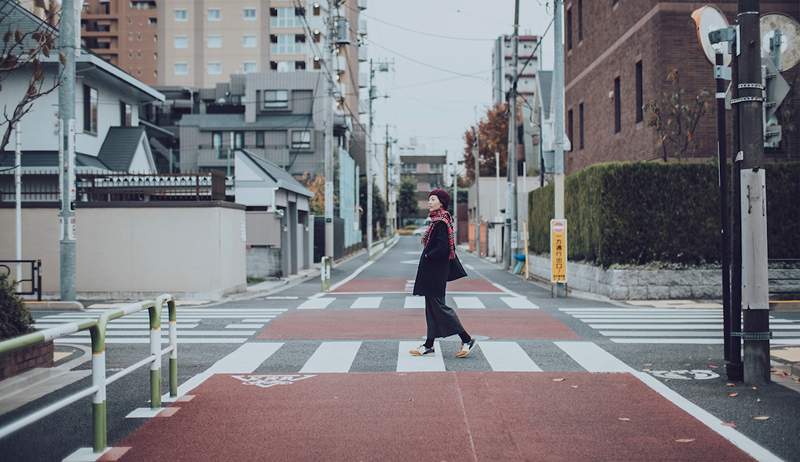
[430,188,451,210]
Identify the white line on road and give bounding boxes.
[241,319,274,323]
[554,341,633,373]
[397,341,445,372]
[404,296,425,309]
[350,297,383,309]
[300,342,362,373]
[560,308,722,313]
[34,323,200,330]
[590,324,800,330]
[65,330,252,336]
[55,338,248,344]
[225,324,266,329]
[297,298,335,310]
[480,342,541,372]
[500,297,539,310]
[453,296,485,309]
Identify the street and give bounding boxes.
[1,236,799,461]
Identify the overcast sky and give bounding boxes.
[366,0,554,165]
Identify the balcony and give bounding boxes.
[196,147,291,168]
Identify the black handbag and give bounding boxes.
[447,254,468,281]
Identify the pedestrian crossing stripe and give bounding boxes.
[404,296,425,309]
[500,297,539,309]
[300,341,362,373]
[297,299,335,310]
[396,341,445,372]
[453,296,485,309]
[350,297,382,309]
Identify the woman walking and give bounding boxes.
[410,189,476,358]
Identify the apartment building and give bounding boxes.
[565,0,800,174]
[80,0,160,85]
[492,34,541,105]
[398,147,446,224]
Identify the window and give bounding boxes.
[270,7,301,28]
[295,61,306,70]
[212,132,223,151]
[256,131,265,148]
[295,34,306,43]
[174,62,188,75]
[291,130,311,149]
[567,109,574,151]
[207,62,222,75]
[120,102,132,127]
[207,35,222,48]
[242,62,257,73]
[401,163,417,174]
[174,35,188,49]
[566,8,573,51]
[271,34,303,54]
[263,90,289,109]
[234,132,245,149]
[579,103,585,149]
[614,76,621,133]
[243,8,256,20]
[83,85,98,134]
[635,60,644,123]
[174,9,188,21]
[208,8,221,21]
[277,61,291,71]
[578,0,583,42]
[242,35,257,48]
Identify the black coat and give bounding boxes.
[412,221,467,297]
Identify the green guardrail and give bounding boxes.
[0,294,178,457]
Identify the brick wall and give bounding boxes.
[565,0,800,174]
[0,341,54,380]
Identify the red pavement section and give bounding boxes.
[256,310,578,340]
[332,278,501,293]
[114,373,752,462]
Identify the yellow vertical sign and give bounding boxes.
[550,219,567,283]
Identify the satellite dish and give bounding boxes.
[760,13,800,71]
[691,6,732,65]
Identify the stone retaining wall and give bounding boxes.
[0,340,54,380]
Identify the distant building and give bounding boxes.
[398,145,446,224]
[492,34,541,106]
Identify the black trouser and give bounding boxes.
[423,296,471,348]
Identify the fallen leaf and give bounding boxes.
[618,417,631,422]
[726,383,736,387]
[570,385,579,389]
[675,438,696,443]
[722,422,737,428]
[753,416,770,421]
[728,392,738,397]
[552,378,565,382]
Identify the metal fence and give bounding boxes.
[0,260,42,300]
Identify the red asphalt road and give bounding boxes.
[109,372,752,462]
[256,310,578,340]
[333,278,502,293]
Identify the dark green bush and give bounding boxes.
[0,273,33,340]
[528,161,800,266]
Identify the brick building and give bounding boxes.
[564,0,800,174]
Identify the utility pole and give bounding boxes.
[324,0,335,260]
[730,42,744,381]
[58,0,77,301]
[473,127,480,258]
[553,0,567,297]
[366,59,374,258]
[505,0,520,270]
[15,124,22,280]
[736,0,770,385]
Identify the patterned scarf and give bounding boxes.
[421,208,456,260]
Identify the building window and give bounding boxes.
[174,62,188,75]
[234,132,245,149]
[243,8,257,20]
[242,35,257,48]
[212,132,223,151]
[291,130,311,149]
[295,61,306,70]
[635,60,644,123]
[614,76,621,133]
[277,61,291,72]
[174,35,188,49]
[174,9,188,21]
[270,7,301,28]
[207,35,222,48]
[83,85,98,134]
[271,34,303,54]
[578,0,583,42]
[242,62,257,73]
[264,90,289,109]
[208,8,221,21]
[566,8,573,51]
[401,163,417,174]
[579,103,585,150]
[567,108,574,151]
[120,102,132,127]
[256,131,265,148]
[208,62,222,75]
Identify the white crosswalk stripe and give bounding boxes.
[397,341,445,372]
[300,342,362,373]
[404,296,425,309]
[350,297,383,309]
[480,341,541,371]
[297,298,335,310]
[453,296,485,309]
[500,297,539,310]
[561,307,800,345]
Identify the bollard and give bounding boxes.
[321,256,332,292]
[89,324,108,454]
[148,302,162,409]
[168,298,178,398]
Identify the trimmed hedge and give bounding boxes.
[0,273,33,340]
[528,161,800,267]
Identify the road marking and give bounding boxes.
[309,236,400,299]
[560,308,722,313]
[34,323,200,330]
[480,341,541,372]
[66,330,255,337]
[55,338,248,344]
[300,342,362,373]
[590,323,800,330]
[612,338,800,345]
[241,318,274,323]
[397,341,445,372]
[350,297,383,309]
[297,298,334,310]
[490,282,523,297]
[404,296,425,309]
[601,331,724,337]
[500,297,539,310]
[554,341,633,373]
[464,264,475,270]
[225,324,266,329]
[584,319,727,324]
[453,296,485,309]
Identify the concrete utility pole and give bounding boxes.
[553,0,567,297]
[736,0,770,385]
[366,59,374,258]
[15,125,22,280]
[505,0,520,270]
[324,0,335,260]
[58,0,77,301]
[473,127,480,258]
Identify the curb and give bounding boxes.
[24,301,85,312]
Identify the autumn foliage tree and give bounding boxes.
[300,172,326,215]
[463,103,509,183]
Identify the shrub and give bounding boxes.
[528,161,800,267]
[0,273,34,340]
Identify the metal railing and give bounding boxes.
[0,294,179,456]
[0,260,42,300]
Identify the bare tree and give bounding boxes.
[0,1,63,159]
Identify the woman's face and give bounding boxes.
[428,195,441,212]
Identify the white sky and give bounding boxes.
[366,0,554,166]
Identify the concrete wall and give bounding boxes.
[0,203,246,300]
[247,247,281,279]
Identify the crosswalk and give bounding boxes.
[295,295,540,310]
[560,307,800,345]
[34,307,288,345]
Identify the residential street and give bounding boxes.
[1,236,799,461]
